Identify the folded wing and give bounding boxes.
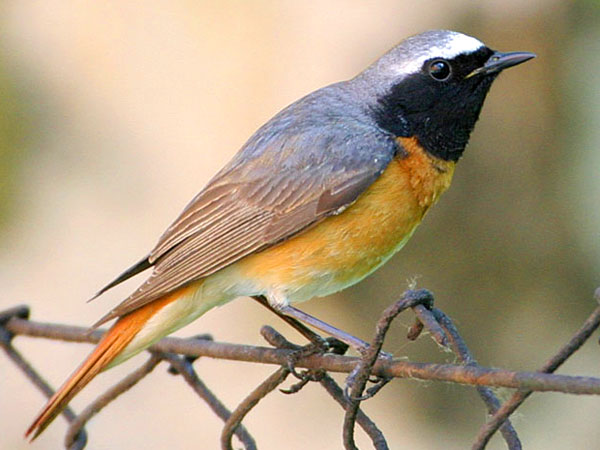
[94,119,399,326]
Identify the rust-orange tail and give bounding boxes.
[25,292,180,441]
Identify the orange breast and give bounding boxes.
[237,137,455,302]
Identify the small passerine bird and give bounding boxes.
[27,30,535,439]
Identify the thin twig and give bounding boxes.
[343,289,434,450]
[5,315,600,395]
[221,367,290,450]
[472,295,600,450]
[64,354,163,449]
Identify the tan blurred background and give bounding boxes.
[1,1,599,449]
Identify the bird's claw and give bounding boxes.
[281,337,348,393]
[280,369,325,394]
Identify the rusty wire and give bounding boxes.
[221,366,290,450]
[2,287,600,449]
[342,289,435,450]
[64,354,163,449]
[471,288,600,449]
[337,289,514,450]
[260,325,389,449]
[7,315,600,394]
[0,306,87,450]
[430,308,521,450]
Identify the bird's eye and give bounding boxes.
[428,59,451,81]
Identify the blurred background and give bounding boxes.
[1,1,599,449]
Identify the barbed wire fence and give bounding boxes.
[2,287,600,449]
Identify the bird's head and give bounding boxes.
[353,30,535,161]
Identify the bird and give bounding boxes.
[26,29,535,439]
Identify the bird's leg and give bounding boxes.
[252,296,348,381]
[252,296,330,347]
[270,302,373,356]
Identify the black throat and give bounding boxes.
[373,47,496,162]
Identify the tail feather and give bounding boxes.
[25,290,181,441]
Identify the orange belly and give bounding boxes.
[236,137,455,302]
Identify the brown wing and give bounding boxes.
[92,164,386,327]
[91,97,401,327]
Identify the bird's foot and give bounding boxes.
[281,337,348,394]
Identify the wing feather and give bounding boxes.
[93,112,399,326]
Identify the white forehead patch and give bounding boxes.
[435,33,485,59]
[393,32,485,76]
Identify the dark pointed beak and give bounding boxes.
[466,51,536,78]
